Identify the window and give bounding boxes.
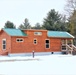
[34,39,37,44]
[34,32,42,35]
[16,38,24,42]
[45,39,50,48]
[2,39,6,50]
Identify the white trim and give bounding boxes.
[45,39,50,49]
[2,39,6,41]
[66,32,75,38]
[33,38,37,45]
[16,38,24,42]
[2,39,6,50]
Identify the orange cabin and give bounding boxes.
[0,28,75,56]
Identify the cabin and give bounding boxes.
[0,28,76,56]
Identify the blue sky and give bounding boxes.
[0,0,66,29]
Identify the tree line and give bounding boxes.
[3,0,76,40]
[3,9,68,31]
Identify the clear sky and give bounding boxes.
[0,0,66,29]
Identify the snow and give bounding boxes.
[0,54,76,75]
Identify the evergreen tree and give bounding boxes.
[42,9,66,31]
[33,23,41,29]
[23,18,31,29]
[18,18,31,29]
[4,21,16,28]
[18,24,25,29]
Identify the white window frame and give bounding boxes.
[45,39,50,49]
[2,39,6,50]
[33,38,37,45]
[34,32,42,35]
[16,38,24,42]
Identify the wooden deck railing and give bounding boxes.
[61,44,76,55]
[72,45,76,50]
[66,45,73,51]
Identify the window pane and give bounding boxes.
[16,39,24,42]
[20,39,23,42]
[2,39,6,50]
[45,40,50,48]
[3,40,6,44]
[34,41,36,44]
[17,39,19,41]
[34,32,38,35]
[46,45,49,48]
[34,39,37,44]
[3,45,6,49]
[34,40,36,41]
[46,40,49,43]
[34,32,42,35]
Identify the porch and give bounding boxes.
[61,39,76,55]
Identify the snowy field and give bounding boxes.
[0,54,76,75]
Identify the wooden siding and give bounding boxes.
[0,30,11,55]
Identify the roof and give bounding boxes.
[48,31,74,38]
[3,28,27,36]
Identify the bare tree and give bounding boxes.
[65,0,76,37]
[65,0,76,16]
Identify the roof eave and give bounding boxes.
[48,36,74,39]
[11,35,28,37]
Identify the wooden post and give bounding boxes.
[71,39,73,45]
[66,39,67,45]
[66,39,68,54]
[71,39,73,54]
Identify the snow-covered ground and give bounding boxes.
[0,54,76,75]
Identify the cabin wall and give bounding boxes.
[11,30,52,53]
[0,31,11,55]
[49,38,61,52]
[24,30,49,52]
[11,36,29,53]
[11,30,62,53]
